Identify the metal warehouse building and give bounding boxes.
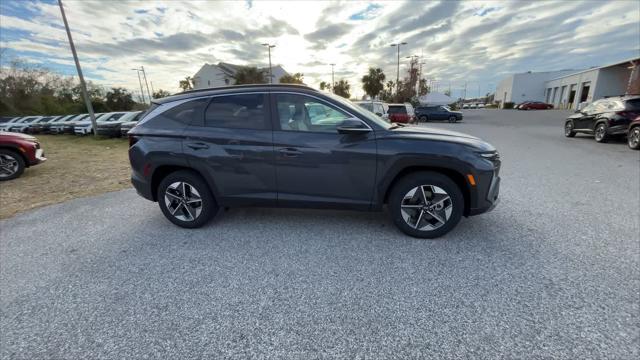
[544,57,639,110]
[495,70,579,107]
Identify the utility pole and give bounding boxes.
[141,66,152,103]
[132,68,145,103]
[330,63,336,93]
[390,42,407,97]
[58,0,97,137]
[463,81,468,100]
[261,43,275,83]
[150,81,155,96]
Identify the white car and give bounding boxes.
[462,104,470,109]
[74,112,128,135]
[0,117,26,131]
[477,103,486,109]
[354,101,390,121]
[8,116,43,133]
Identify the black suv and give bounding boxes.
[128,84,500,238]
[564,95,640,142]
[415,105,462,123]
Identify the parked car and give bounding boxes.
[518,101,553,110]
[74,113,116,135]
[120,120,140,137]
[128,84,501,238]
[564,95,640,143]
[627,115,640,150]
[0,131,46,180]
[354,101,390,121]
[27,116,63,134]
[462,103,470,109]
[8,116,42,133]
[43,114,75,133]
[0,116,19,123]
[96,111,143,137]
[477,103,486,109]
[415,105,463,122]
[387,103,415,123]
[0,117,25,131]
[51,114,91,134]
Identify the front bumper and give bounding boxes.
[96,127,121,137]
[29,148,47,166]
[74,127,92,135]
[468,174,500,216]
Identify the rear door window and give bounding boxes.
[204,94,269,130]
[625,99,640,111]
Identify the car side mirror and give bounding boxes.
[337,119,371,134]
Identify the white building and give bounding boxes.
[543,57,639,110]
[192,62,289,89]
[495,70,579,107]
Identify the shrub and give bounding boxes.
[503,102,515,109]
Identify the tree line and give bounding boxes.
[0,60,170,116]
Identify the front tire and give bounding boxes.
[419,115,428,122]
[628,126,640,150]
[388,172,464,239]
[448,116,457,123]
[157,170,217,228]
[564,121,576,137]
[0,149,26,181]
[594,123,608,143]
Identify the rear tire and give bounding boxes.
[628,126,640,150]
[594,123,608,143]
[388,171,464,239]
[564,121,576,137]
[0,149,26,181]
[157,170,217,228]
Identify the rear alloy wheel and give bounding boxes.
[594,123,608,143]
[564,121,576,137]
[628,127,640,150]
[419,115,428,122]
[389,172,463,239]
[0,149,25,181]
[448,116,457,123]
[157,170,217,228]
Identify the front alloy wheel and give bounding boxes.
[448,116,457,123]
[0,150,25,181]
[564,121,576,137]
[389,171,463,239]
[629,127,640,150]
[400,185,453,231]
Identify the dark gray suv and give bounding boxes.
[128,84,500,238]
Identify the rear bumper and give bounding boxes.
[131,171,154,201]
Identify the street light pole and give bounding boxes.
[132,69,145,103]
[58,0,97,137]
[261,43,275,83]
[390,42,407,97]
[330,63,335,93]
[141,66,152,103]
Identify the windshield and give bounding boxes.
[324,93,391,129]
[388,106,407,114]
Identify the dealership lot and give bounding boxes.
[1,110,638,358]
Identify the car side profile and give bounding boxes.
[128,84,500,238]
[415,105,463,122]
[564,95,640,142]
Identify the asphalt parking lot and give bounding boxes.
[1,109,638,359]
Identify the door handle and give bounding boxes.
[278,147,302,157]
[186,142,209,150]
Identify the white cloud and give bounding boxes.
[1,0,638,99]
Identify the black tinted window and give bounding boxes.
[625,99,640,111]
[388,106,407,114]
[205,94,268,129]
[160,99,208,125]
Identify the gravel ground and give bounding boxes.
[1,109,638,359]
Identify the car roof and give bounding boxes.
[154,84,319,105]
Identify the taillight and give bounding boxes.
[128,135,139,147]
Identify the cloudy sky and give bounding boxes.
[1,0,639,99]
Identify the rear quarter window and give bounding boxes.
[148,99,208,127]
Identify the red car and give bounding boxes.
[0,131,46,180]
[518,101,553,110]
[628,115,640,150]
[387,103,415,123]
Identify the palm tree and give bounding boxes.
[233,66,267,84]
[333,79,351,98]
[178,76,193,91]
[319,81,331,91]
[361,68,386,100]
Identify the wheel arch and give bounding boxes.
[0,145,29,168]
[150,165,216,202]
[381,165,471,216]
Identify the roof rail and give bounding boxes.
[179,83,317,95]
